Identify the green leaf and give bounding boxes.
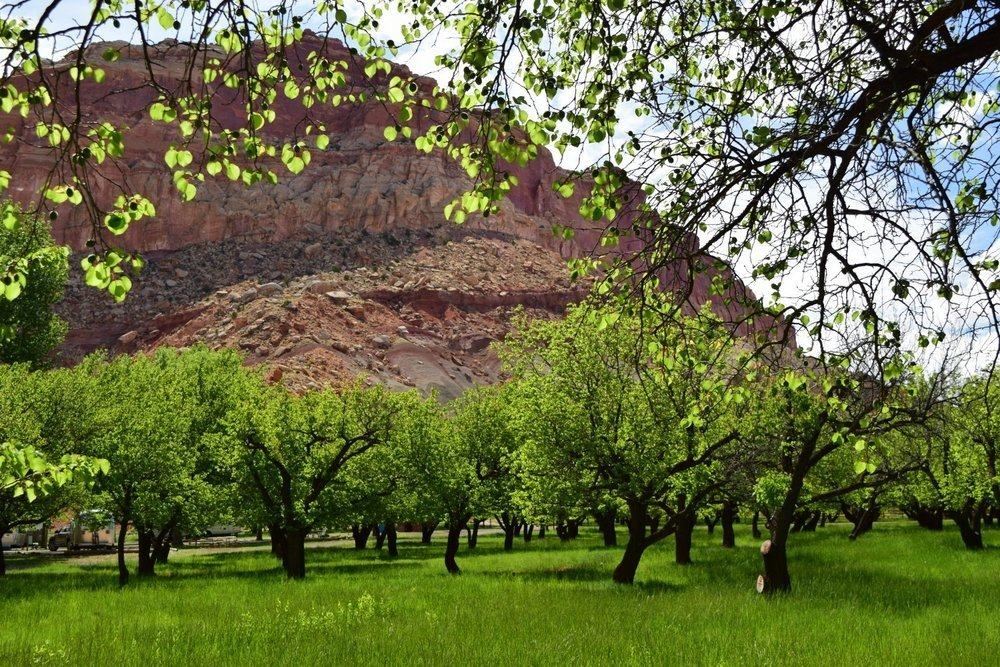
[3,280,22,301]
[157,7,174,30]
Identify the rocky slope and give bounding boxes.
[2,34,780,392]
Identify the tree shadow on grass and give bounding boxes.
[477,562,683,593]
[0,548,425,601]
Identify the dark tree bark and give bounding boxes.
[555,521,569,541]
[567,517,583,539]
[758,533,792,595]
[444,521,464,574]
[255,527,264,541]
[721,500,736,548]
[116,491,132,586]
[952,513,985,550]
[802,511,821,532]
[538,524,546,539]
[905,505,944,530]
[751,510,762,539]
[758,500,797,595]
[704,514,719,534]
[269,524,286,560]
[613,531,646,584]
[523,523,534,542]
[848,502,879,540]
[420,521,438,545]
[154,538,171,564]
[375,525,387,550]
[497,512,517,551]
[386,523,398,557]
[790,510,810,533]
[514,522,522,537]
[613,504,649,584]
[594,507,618,547]
[137,530,155,576]
[170,525,184,549]
[675,509,695,565]
[283,527,307,579]
[351,523,373,550]
[153,516,179,564]
[466,520,480,549]
[116,521,130,586]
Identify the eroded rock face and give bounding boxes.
[0,34,786,393]
[124,234,592,397]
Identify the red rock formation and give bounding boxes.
[0,34,787,391]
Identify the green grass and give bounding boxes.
[1,523,998,666]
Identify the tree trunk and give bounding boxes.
[116,519,130,586]
[721,501,736,548]
[0,535,6,577]
[849,502,879,540]
[514,522,522,537]
[255,527,264,541]
[420,521,438,545]
[466,520,480,549]
[445,522,464,575]
[613,504,648,584]
[153,518,177,565]
[953,514,984,550]
[170,525,183,548]
[751,510,761,539]
[595,507,618,547]
[351,523,373,550]
[758,508,793,595]
[556,521,569,541]
[496,512,518,550]
[283,528,307,579]
[375,525,387,550]
[538,524,546,539]
[137,530,155,576]
[908,506,944,530]
[758,532,792,595]
[269,524,286,560]
[675,510,694,565]
[115,489,134,586]
[567,518,582,539]
[154,538,171,564]
[705,514,718,533]
[523,524,534,543]
[386,523,398,557]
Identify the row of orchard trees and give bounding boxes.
[1,299,997,592]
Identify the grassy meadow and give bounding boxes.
[1,522,997,666]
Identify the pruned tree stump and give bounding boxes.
[756,574,766,594]
[760,539,772,555]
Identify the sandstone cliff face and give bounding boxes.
[0,35,781,392]
[126,234,592,398]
